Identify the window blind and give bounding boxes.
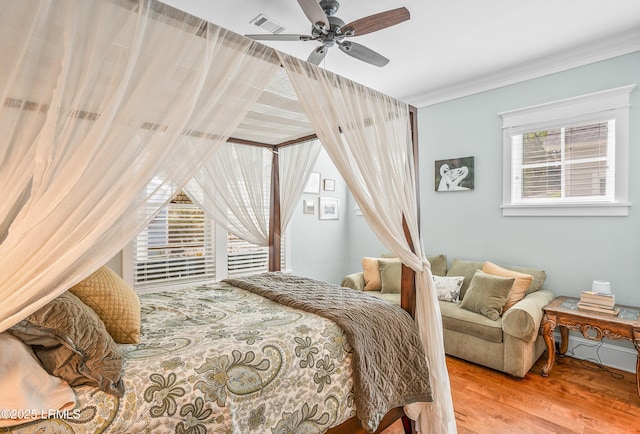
[511,120,614,203]
[226,233,269,277]
[133,192,215,291]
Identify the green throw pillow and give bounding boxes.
[427,254,447,277]
[379,258,401,293]
[459,270,515,321]
[446,258,484,299]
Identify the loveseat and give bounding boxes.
[341,255,555,378]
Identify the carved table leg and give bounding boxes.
[541,315,556,377]
[558,326,569,355]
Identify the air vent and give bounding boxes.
[250,14,285,34]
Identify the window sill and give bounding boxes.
[501,202,631,217]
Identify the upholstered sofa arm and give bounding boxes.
[341,272,365,291]
[502,289,555,342]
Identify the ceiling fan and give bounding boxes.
[245,0,410,67]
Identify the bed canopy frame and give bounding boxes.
[0,0,453,432]
[224,67,420,318]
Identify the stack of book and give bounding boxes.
[578,291,619,316]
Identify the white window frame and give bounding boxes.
[499,85,634,217]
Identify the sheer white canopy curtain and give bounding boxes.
[279,53,457,434]
[183,139,321,248]
[0,0,280,332]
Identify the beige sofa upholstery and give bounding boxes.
[341,256,554,378]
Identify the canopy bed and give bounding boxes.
[0,0,455,433]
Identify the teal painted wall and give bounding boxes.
[419,52,640,305]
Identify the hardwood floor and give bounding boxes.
[383,353,639,434]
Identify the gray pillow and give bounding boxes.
[459,270,514,321]
[446,258,484,299]
[427,254,447,277]
[379,258,402,293]
[9,291,124,396]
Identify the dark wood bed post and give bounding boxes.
[268,145,281,271]
[400,105,420,320]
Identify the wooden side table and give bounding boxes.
[540,296,640,397]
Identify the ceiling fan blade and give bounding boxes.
[342,7,410,37]
[245,34,312,41]
[297,0,329,29]
[307,46,328,65]
[338,41,389,67]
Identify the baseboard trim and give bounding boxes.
[554,332,637,373]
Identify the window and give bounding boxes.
[130,191,288,291]
[133,191,215,292]
[500,85,634,216]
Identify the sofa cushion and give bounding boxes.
[427,254,447,277]
[446,258,484,299]
[482,262,533,313]
[433,275,464,302]
[460,270,514,321]
[439,300,503,343]
[362,257,383,290]
[379,258,402,293]
[501,264,547,295]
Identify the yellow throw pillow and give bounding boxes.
[482,261,534,314]
[69,266,141,344]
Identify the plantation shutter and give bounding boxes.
[511,120,614,203]
[133,191,215,291]
[226,231,286,277]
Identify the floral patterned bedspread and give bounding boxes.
[6,282,356,433]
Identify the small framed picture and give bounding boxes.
[323,178,336,191]
[304,172,321,194]
[303,199,315,214]
[319,197,339,220]
[435,156,474,192]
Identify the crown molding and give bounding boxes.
[407,28,640,108]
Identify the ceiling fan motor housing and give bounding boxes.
[319,0,340,16]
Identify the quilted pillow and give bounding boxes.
[459,270,514,321]
[69,265,140,344]
[9,291,124,397]
[433,275,464,302]
[482,261,533,313]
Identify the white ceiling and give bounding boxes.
[159,0,640,106]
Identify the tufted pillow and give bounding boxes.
[460,270,514,321]
[9,291,124,396]
[379,258,402,293]
[482,261,533,313]
[362,257,383,291]
[69,266,140,344]
[433,275,464,302]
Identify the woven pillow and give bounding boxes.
[482,261,533,313]
[69,266,140,344]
